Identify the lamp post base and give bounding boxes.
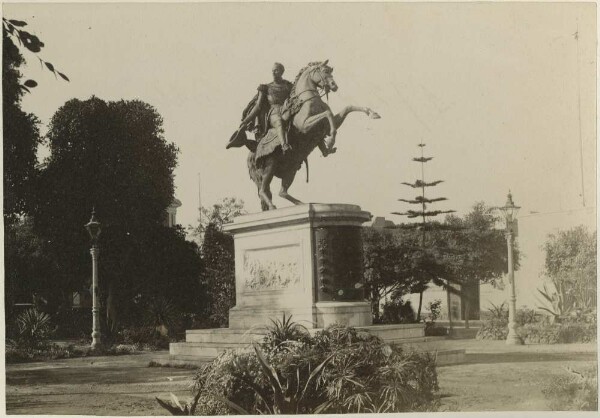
[505,329,524,345]
[91,331,102,349]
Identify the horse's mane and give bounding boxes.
[290,61,331,97]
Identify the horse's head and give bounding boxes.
[293,60,338,96]
[310,60,338,92]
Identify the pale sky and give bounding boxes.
[4,2,597,306]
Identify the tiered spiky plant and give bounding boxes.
[392,142,455,321]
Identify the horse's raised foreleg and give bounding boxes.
[299,109,337,138]
[333,105,381,129]
[279,170,303,205]
[259,161,277,210]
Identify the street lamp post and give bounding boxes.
[499,191,524,345]
[85,209,102,349]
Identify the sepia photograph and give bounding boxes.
[2,1,597,415]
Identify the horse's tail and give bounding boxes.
[304,158,309,183]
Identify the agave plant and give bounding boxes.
[263,313,309,351]
[487,301,508,320]
[220,342,333,414]
[15,308,53,348]
[155,392,202,416]
[156,374,205,416]
[537,283,575,321]
[144,296,179,336]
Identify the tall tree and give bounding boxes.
[201,222,236,327]
[195,198,246,327]
[31,97,184,325]
[363,226,448,322]
[4,217,60,315]
[443,202,518,326]
[540,225,596,317]
[3,28,41,224]
[3,16,70,314]
[189,197,246,245]
[2,17,70,92]
[392,143,455,320]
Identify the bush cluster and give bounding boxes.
[5,306,176,364]
[189,323,439,414]
[475,318,508,340]
[6,343,74,363]
[476,306,596,343]
[518,322,596,344]
[380,299,417,324]
[120,326,171,350]
[425,325,448,337]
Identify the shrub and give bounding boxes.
[262,314,309,351]
[557,322,597,343]
[143,297,180,337]
[517,323,560,344]
[5,343,74,363]
[542,367,598,411]
[120,326,170,349]
[515,308,539,326]
[185,323,439,415]
[425,325,448,337]
[11,308,54,349]
[517,322,596,344]
[52,308,92,339]
[114,344,140,354]
[427,299,442,322]
[476,318,508,340]
[381,299,416,324]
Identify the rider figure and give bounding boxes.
[228,62,293,153]
[227,62,337,157]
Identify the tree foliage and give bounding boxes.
[443,202,517,287]
[2,17,69,93]
[190,197,245,326]
[3,29,41,224]
[29,97,201,325]
[201,222,236,327]
[391,142,455,320]
[362,226,447,321]
[4,218,59,314]
[190,197,246,243]
[540,225,597,316]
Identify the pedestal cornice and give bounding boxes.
[223,203,372,234]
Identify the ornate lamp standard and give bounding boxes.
[85,209,102,349]
[498,191,524,345]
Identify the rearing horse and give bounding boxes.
[247,60,380,211]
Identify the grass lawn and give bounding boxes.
[437,350,597,411]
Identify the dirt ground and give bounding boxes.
[5,353,195,416]
[5,342,597,415]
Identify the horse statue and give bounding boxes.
[247,60,381,211]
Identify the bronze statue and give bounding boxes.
[232,60,380,211]
[227,62,293,153]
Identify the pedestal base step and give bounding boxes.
[169,323,427,363]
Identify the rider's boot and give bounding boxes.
[279,127,291,154]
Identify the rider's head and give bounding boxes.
[272,62,285,80]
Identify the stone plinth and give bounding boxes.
[223,203,373,329]
[169,204,432,365]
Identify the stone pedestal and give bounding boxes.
[169,204,430,364]
[224,203,373,329]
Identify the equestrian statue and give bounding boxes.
[226,60,381,211]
